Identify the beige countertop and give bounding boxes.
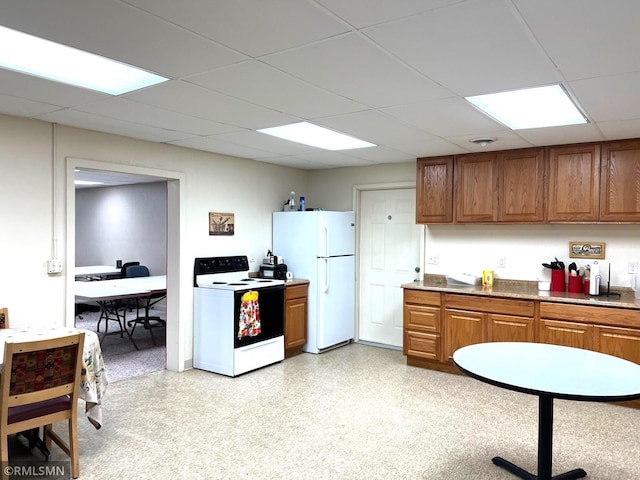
[402,275,640,310]
[285,278,309,287]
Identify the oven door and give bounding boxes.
[234,285,284,348]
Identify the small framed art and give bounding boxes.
[569,242,605,259]
[209,212,234,235]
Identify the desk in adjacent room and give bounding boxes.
[74,276,167,350]
[0,328,108,429]
[453,342,640,480]
[74,265,121,280]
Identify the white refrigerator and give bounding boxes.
[273,211,355,353]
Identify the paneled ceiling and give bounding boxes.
[1,0,639,170]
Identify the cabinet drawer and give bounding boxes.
[540,302,640,328]
[404,304,440,332]
[285,283,308,300]
[404,289,440,306]
[405,331,440,360]
[445,294,534,317]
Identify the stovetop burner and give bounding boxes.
[194,256,285,290]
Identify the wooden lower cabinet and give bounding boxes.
[443,294,534,360]
[403,290,441,361]
[539,319,593,349]
[284,282,308,358]
[539,302,640,363]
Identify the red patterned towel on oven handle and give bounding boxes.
[238,290,261,339]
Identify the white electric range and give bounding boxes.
[193,256,285,377]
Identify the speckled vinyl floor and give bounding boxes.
[14,343,640,479]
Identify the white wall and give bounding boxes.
[0,114,308,370]
[76,182,167,275]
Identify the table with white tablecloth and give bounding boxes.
[0,327,108,429]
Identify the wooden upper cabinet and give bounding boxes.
[548,144,600,222]
[497,148,545,222]
[416,156,453,223]
[600,140,640,222]
[454,153,498,223]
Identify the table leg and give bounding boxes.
[491,394,587,480]
[96,300,139,350]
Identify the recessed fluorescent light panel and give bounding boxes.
[0,25,168,95]
[258,122,376,150]
[466,85,587,130]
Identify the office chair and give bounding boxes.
[0,307,8,329]
[124,265,166,345]
[0,332,85,479]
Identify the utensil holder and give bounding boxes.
[567,275,582,294]
[550,270,565,292]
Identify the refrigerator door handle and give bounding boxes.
[323,257,330,293]
[322,223,329,258]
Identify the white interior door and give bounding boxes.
[358,188,422,347]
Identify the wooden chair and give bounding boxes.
[0,332,85,479]
[0,308,8,329]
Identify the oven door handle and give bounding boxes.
[241,337,280,351]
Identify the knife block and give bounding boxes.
[550,270,566,292]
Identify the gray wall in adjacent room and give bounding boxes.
[75,181,167,275]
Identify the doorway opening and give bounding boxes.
[65,157,185,376]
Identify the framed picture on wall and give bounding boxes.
[209,212,234,235]
[569,241,605,259]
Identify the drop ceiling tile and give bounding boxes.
[0,95,63,118]
[597,119,640,141]
[168,136,275,159]
[390,137,467,157]
[341,146,415,164]
[569,72,640,122]
[123,0,349,57]
[253,156,319,170]
[212,130,321,156]
[187,61,366,118]
[293,150,376,168]
[364,0,563,96]
[513,0,640,80]
[513,123,606,146]
[383,97,504,137]
[0,69,107,107]
[0,0,246,78]
[263,33,451,108]
[316,0,461,28]
[74,98,241,136]
[125,81,298,129]
[36,109,195,143]
[314,110,440,146]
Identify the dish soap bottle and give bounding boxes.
[299,196,305,211]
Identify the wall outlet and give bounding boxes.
[498,256,506,268]
[628,261,638,274]
[47,259,63,274]
[427,254,439,265]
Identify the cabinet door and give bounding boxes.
[285,297,307,351]
[600,140,640,222]
[594,325,640,364]
[416,157,453,223]
[454,153,498,222]
[548,144,600,222]
[444,309,485,361]
[497,149,545,222]
[539,319,593,349]
[488,314,534,343]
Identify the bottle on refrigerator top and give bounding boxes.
[299,196,305,211]
[283,191,296,211]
